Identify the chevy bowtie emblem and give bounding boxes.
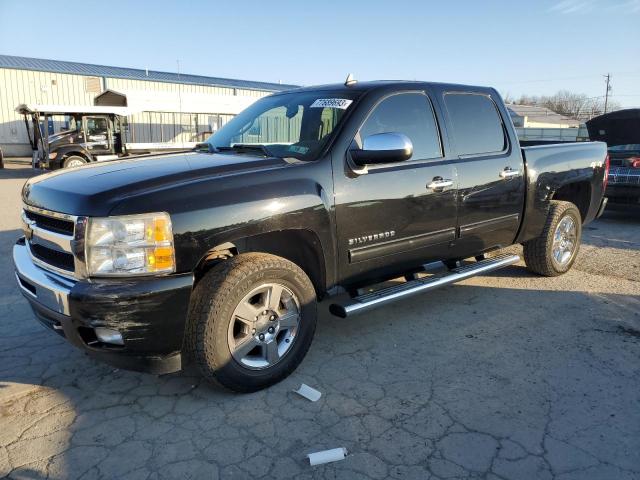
[22,214,35,241]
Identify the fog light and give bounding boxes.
[94,327,124,345]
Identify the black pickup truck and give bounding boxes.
[14,80,608,392]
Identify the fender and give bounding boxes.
[515,141,607,243]
[108,155,337,290]
[51,145,93,165]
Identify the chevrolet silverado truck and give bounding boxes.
[14,80,609,392]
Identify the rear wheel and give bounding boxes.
[187,253,317,392]
[523,200,581,276]
[63,155,87,168]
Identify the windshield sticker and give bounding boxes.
[288,145,309,154]
[310,98,353,109]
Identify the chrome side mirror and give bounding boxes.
[351,132,413,166]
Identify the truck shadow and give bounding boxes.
[581,209,640,252]
[1,269,638,478]
[0,165,42,181]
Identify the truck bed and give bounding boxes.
[517,141,608,243]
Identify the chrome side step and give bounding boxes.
[329,254,520,318]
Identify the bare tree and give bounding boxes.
[513,90,620,120]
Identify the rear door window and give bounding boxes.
[444,93,507,156]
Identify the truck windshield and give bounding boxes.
[206,91,360,160]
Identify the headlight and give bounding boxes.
[49,152,58,159]
[85,212,175,276]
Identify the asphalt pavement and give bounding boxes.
[1,164,638,479]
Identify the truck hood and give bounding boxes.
[586,108,640,147]
[22,151,291,216]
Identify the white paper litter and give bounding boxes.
[307,447,348,466]
[294,383,322,402]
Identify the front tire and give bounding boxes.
[187,253,317,392]
[523,200,582,276]
[63,155,87,168]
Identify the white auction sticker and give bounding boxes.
[310,98,353,109]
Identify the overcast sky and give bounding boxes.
[1,0,638,107]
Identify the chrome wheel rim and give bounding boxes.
[227,283,300,370]
[65,159,84,168]
[552,215,577,267]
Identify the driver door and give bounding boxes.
[332,90,458,286]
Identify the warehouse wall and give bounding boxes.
[0,68,101,155]
[1,69,274,156]
[104,78,270,144]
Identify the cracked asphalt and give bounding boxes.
[1,164,639,480]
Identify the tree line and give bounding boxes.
[502,90,621,121]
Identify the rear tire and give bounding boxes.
[63,155,87,168]
[523,200,581,276]
[187,253,317,392]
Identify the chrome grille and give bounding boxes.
[24,210,74,235]
[609,166,640,185]
[22,205,79,279]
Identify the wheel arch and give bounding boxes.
[551,180,592,222]
[193,229,328,298]
[59,149,92,166]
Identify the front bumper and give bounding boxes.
[13,239,194,374]
[606,167,640,204]
[605,184,640,204]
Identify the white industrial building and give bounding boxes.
[0,55,297,156]
[506,104,581,129]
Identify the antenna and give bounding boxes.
[344,73,357,87]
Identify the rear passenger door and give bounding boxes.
[442,92,525,254]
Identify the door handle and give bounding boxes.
[427,178,453,190]
[499,167,520,179]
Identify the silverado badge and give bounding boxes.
[349,231,395,246]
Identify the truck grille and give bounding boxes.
[609,166,640,185]
[22,205,78,278]
[24,210,75,235]
[30,243,75,272]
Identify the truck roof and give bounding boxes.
[274,80,495,95]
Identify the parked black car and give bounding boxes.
[587,108,640,205]
[14,80,608,391]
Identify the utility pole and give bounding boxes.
[604,73,611,114]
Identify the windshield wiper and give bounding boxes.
[216,144,276,157]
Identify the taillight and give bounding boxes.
[629,156,640,168]
[603,154,610,188]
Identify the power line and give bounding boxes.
[489,70,640,86]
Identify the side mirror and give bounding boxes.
[351,132,413,166]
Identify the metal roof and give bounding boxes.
[506,104,581,127]
[0,54,298,92]
[15,103,134,116]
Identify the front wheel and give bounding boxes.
[63,155,87,168]
[523,200,582,276]
[187,253,317,392]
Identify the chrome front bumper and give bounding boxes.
[13,238,190,375]
[13,240,75,316]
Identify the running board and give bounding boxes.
[329,254,520,318]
